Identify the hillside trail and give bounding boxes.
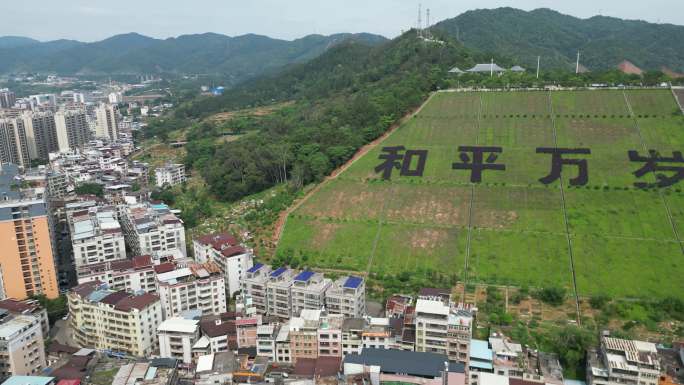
[272,91,440,245]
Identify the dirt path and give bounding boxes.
[272,91,439,245]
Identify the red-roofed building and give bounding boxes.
[67,283,162,357]
[76,255,157,294]
[192,232,253,297]
[0,298,49,337]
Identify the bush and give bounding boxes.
[535,286,566,306]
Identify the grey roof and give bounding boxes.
[467,63,506,73]
[510,65,526,72]
[448,66,464,74]
[344,348,465,378]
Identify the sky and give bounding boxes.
[1,0,683,42]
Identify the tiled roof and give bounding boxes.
[220,246,246,258]
[113,293,159,311]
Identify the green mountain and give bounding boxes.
[434,7,684,72]
[0,32,387,85]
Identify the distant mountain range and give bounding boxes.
[0,32,387,85]
[434,7,684,72]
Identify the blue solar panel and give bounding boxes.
[344,276,363,289]
[294,270,314,282]
[270,266,287,277]
[247,263,264,273]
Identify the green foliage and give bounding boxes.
[535,286,567,306]
[75,183,104,198]
[31,294,67,325]
[435,7,684,73]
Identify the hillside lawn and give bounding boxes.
[278,89,684,299]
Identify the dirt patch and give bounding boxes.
[409,228,448,250]
[207,101,295,123]
[475,210,519,229]
[311,222,341,248]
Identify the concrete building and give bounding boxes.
[242,263,272,315]
[256,324,278,360]
[362,318,391,350]
[156,262,227,318]
[0,312,47,381]
[326,276,366,319]
[68,205,126,271]
[235,315,259,348]
[193,233,254,297]
[0,299,49,339]
[414,298,450,354]
[95,104,119,140]
[289,309,322,364]
[587,336,660,385]
[0,90,15,109]
[76,255,157,293]
[274,323,292,364]
[68,281,162,357]
[341,318,365,356]
[266,267,297,319]
[154,163,186,188]
[22,111,58,161]
[120,202,186,258]
[54,110,89,152]
[317,314,344,358]
[0,164,59,299]
[196,313,237,355]
[290,271,332,317]
[0,118,31,168]
[157,317,200,364]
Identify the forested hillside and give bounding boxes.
[0,32,386,86]
[166,31,491,201]
[434,8,684,72]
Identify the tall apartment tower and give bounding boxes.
[95,103,119,140]
[0,164,59,299]
[22,111,58,160]
[0,118,31,168]
[0,89,16,109]
[55,109,89,152]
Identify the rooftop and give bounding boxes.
[158,317,199,334]
[1,377,55,385]
[344,348,464,378]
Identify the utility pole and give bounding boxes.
[490,58,494,77]
[417,4,423,38]
[536,56,541,79]
[576,51,581,74]
[426,8,431,39]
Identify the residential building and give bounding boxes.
[67,281,162,357]
[156,262,227,318]
[193,233,253,297]
[112,359,179,385]
[385,294,413,318]
[0,164,59,299]
[1,376,55,385]
[0,90,15,109]
[587,336,661,385]
[415,298,450,354]
[95,104,118,140]
[195,352,237,385]
[291,271,331,317]
[317,314,344,358]
[418,287,452,304]
[242,263,272,315]
[341,318,365,356]
[154,163,186,188]
[289,309,322,364]
[274,323,292,364]
[235,315,259,348]
[0,118,30,168]
[326,276,366,319]
[362,318,391,350]
[120,202,186,257]
[448,308,474,364]
[0,312,47,381]
[266,267,296,319]
[76,255,157,293]
[54,110,89,152]
[158,317,200,364]
[68,205,126,271]
[0,299,49,338]
[22,111,57,160]
[489,334,524,377]
[256,324,278,360]
[469,339,494,379]
[196,313,237,355]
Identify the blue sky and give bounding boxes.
[1,0,682,42]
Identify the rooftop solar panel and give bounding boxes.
[344,276,363,289]
[294,270,314,282]
[270,266,287,277]
[246,263,264,273]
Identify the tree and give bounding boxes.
[75,183,104,198]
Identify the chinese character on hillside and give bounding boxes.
[537,147,591,186]
[374,146,428,180]
[452,146,505,183]
[628,150,684,188]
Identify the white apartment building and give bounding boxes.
[362,317,392,350]
[587,336,661,385]
[120,202,186,257]
[195,314,236,355]
[0,312,47,381]
[68,205,126,271]
[156,262,227,318]
[242,263,272,315]
[193,233,254,297]
[68,281,162,357]
[266,267,297,319]
[0,117,31,168]
[158,317,200,364]
[54,109,89,152]
[154,163,186,188]
[95,104,119,140]
[256,324,278,360]
[415,298,450,354]
[325,276,366,319]
[290,271,332,317]
[274,323,291,364]
[76,255,157,293]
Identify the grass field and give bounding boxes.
[278,89,684,299]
